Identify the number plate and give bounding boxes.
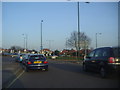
[34,61,42,64]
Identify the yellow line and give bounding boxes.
[7,70,25,88]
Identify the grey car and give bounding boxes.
[22,54,48,72]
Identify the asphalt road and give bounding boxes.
[2,56,23,88]
[2,56,120,88]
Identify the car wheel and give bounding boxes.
[100,67,106,78]
[83,64,87,72]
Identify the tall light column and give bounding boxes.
[26,34,28,50]
[22,34,28,52]
[96,33,101,48]
[77,2,90,56]
[22,34,25,49]
[41,20,43,53]
[77,2,80,52]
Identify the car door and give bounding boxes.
[92,49,103,72]
[85,50,96,71]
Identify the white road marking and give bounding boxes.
[14,68,22,75]
[6,70,25,88]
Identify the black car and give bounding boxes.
[22,54,48,72]
[83,47,120,78]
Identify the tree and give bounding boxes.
[66,31,91,51]
[54,50,60,56]
[10,46,23,52]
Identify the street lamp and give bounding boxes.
[96,33,102,48]
[22,34,28,51]
[77,1,89,57]
[46,40,54,50]
[40,20,43,54]
[67,0,89,57]
[77,1,80,52]
[22,34,25,49]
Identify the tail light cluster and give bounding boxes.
[108,57,115,63]
[27,61,32,64]
[43,61,48,64]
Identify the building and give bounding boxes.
[40,48,53,56]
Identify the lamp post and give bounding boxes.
[40,20,43,54]
[67,0,89,58]
[26,34,28,50]
[77,1,80,52]
[22,34,25,50]
[46,40,54,50]
[22,34,28,52]
[96,33,102,48]
[77,1,89,57]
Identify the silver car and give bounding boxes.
[22,54,48,72]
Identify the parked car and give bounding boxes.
[51,55,58,59]
[11,53,18,57]
[82,47,120,78]
[22,54,48,72]
[15,54,26,63]
[2,52,12,56]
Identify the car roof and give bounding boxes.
[26,54,44,56]
[95,46,120,50]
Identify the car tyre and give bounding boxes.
[100,67,107,78]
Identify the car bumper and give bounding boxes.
[108,63,120,73]
[27,64,48,70]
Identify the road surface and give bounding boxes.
[2,56,120,88]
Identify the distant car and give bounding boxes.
[51,55,58,59]
[83,47,120,78]
[2,52,12,56]
[11,53,18,57]
[15,54,26,63]
[22,54,48,72]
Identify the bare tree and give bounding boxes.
[10,46,23,52]
[66,31,91,50]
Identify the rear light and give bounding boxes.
[43,61,48,64]
[27,61,32,64]
[108,57,115,63]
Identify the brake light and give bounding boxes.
[27,61,32,64]
[43,61,48,64]
[108,57,115,63]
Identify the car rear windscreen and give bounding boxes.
[29,55,45,60]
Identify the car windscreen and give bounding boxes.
[29,55,46,61]
[113,48,120,57]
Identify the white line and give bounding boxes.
[6,70,25,88]
[14,68,22,75]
